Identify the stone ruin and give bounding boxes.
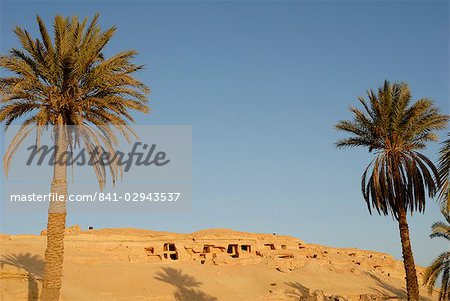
[1,226,431,301]
[40,226,308,266]
[140,230,305,266]
[38,225,426,285]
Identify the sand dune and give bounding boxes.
[0,226,438,301]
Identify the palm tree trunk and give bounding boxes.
[397,206,420,301]
[40,127,68,301]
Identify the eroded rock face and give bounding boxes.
[46,226,426,283]
[1,227,436,300]
[359,294,403,301]
[297,291,404,301]
[60,227,308,266]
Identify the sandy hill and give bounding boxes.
[0,226,438,301]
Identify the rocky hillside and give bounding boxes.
[0,227,437,301]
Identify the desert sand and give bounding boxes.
[0,226,438,301]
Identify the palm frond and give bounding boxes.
[0,14,150,188]
[424,209,450,301]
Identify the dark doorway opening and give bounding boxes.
[163,243,178,260]
[227,244,239,258]
[241,245,251,252]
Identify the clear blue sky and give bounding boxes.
[0,1,449,267]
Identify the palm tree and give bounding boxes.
[437,134,450,210]
[335,81,448,301]
[0,15,149,301]
[423,209,450,301]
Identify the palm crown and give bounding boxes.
[0,14,149,187]
[336,81,448,217]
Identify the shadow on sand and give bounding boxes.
[154,267,217,301]
[367,272,434,301]
[0,253,44,301]
[284,281,311,299]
